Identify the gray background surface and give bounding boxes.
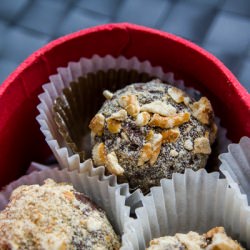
[0,0,249,91]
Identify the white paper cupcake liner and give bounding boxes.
[36,55,231,178]
[0,167,131,236]
[37,55,193,169]
[219,136,250,204]
[121,169,250,249]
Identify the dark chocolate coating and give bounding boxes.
[92,81,215,193]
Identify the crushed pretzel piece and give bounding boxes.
[126,103,140,117]
[106,118,121,134]
[141,100,176,116]
[106,152,124,175]
[149,112,190,129]
[190,97,213,125]
[135,112,151,126]
[161,128,180,143]
[184,97,191,106]
[209,235,242,250]
[138,143,153,166]
[110,109,127,121]
[184,139,193,151]
[176,232,207,250]
[89,113,105,136]
[206,227,225,238]
[138,131,162,166]
[92,142,107,166]
[103,90,113,100]
[206,227,243,250]
[167,87,186,103]
[193,137,211,154]
[170,149,179,157]
[146,130,154,142]
[149,132,163,166]
[118,94,140,117]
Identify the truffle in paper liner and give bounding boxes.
[121,169,250,249]
[37,55,189,169]
[219,136,250,203]
[0,167,131,236]
[37,55,230,178]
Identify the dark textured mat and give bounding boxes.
[0,0,249,91]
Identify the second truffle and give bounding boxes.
[0,179,120,249]
[89,80,217,193]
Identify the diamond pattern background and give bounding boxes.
[0,0,249,91]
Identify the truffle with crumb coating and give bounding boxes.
[89,80,217,193]
[0,179,120,250]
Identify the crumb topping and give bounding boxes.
[161,128,180,144]
[167,87,186,103]
[170,149,179,157]
[0,180,120,250]
[92,142,107,166]
[138,142,153,166]
[90,81,216,193]
[109,109,128,121]
[149,112,190,129]
[176,232,207,249]
[190,97,213,125]
[136,112,151,127]
[103,90,114,100]
[184,139,193,151]
[147,227,244,250]
[89,113,105,136]
[149,132,163,166]
[106,152,124,175]
[207,232,243,250]
[193,137,211,154]
[148,236,183,250]
[118,94,140,117]
[106,118,122,134]
[141,100,177,116]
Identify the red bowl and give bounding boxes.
[0,23,249,187]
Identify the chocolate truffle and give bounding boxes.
[147,227,244,250]
[0,179,120,250]
[89,80,217,193]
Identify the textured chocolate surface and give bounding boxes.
[0,179,120,249]
[90,81,216,193]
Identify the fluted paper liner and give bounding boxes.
[0,166,131,236]
[53,69,155,161]
[219,136,250,204]
[121,169,250,249]
[37,55,230,175]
